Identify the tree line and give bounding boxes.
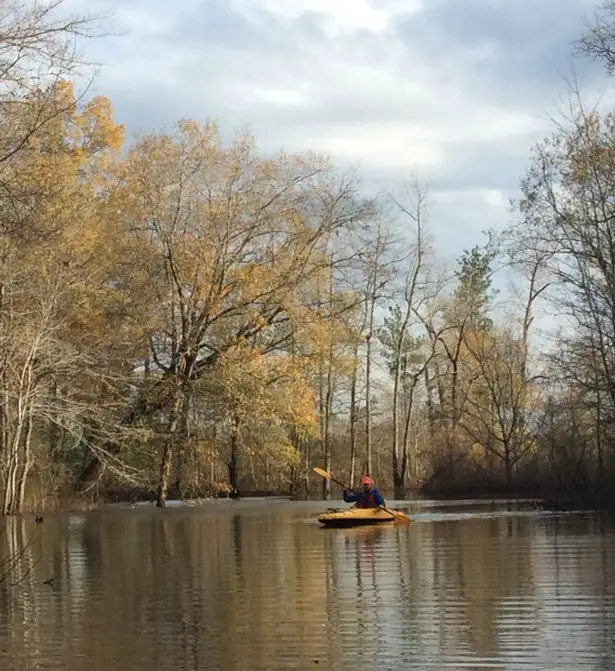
[1,0,615,513]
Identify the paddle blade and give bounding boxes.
[382,506,411,524]
[313,467,332,480]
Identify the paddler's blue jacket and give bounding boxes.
[343,487,385,509]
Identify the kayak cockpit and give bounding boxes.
[317,506,398,527]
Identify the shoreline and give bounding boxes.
[10,483,615,516]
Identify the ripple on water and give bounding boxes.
[0,505,613,670]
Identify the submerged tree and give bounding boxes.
[377,182,443,498]
[0,79,128,514]
[106,120,375,506]
[508,98,615,496]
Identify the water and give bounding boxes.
[0,499,614,670]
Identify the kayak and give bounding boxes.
[318,506,401,527]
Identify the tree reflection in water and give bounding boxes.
[0,502,612,670]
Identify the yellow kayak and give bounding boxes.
[318,506,406,527]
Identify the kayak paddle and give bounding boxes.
[312,467,411,524]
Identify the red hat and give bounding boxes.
[360,475,373,486]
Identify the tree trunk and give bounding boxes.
[228,414,240,496]
[322,339,335,500]
[15,407,33,513]
[156,388,184,508]
[393,472,405,500]
[318,355,330,500]
[173,393,191,500]
[304,438,311,499]
[424,366,436,438]
[5,432,22,515]
[365,332,373,474]
[289,426,299,497]
[595,375,604,504]
[392,366,402,499]
[348,342,359,487]
[451,358,459,431]
[504,450,512,490]
[391,306,414,500]
[208,423,217,494]
[397,381,419,501]
[392,351,401,479]
[48,381,64,460]
[228,438,238,494]
[4,364,32,515]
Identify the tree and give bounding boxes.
[0,0,102,169]
[460,327,541,488]
[576,0,615,73]
[0,79,130,514]
[378,182,442,498]
[360,216,395,476]
[108,120,373,506]
[433,241,497,445]
[345,311,364,487]
[454,245,496,332]
[509,96,615,498]
[212,341,318,494]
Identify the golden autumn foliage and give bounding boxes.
[218,345,318,436]
[0,73,573,510]
[4,0,609,512]
[83,116,375,505]
[0,79,137,513]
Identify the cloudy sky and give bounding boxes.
[62,0,608,262]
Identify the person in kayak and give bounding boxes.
[343,475,385,508]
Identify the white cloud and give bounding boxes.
[295,123,445,169]
[250,85,308,106]
[245,0,394,33]
[58,0,604,256]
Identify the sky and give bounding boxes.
[60,0,608,266]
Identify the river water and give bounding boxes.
[0,499,614,670]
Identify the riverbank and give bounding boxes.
[14,480,615,516]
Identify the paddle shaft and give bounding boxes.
[326,473,352,491]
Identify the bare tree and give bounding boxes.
[576,0,615,74]
[507,89,615,497]
[459,268,548,487]
[380,181,446,497]
[0,0,103,170]
[362,216,390,476]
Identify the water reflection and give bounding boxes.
[0,504,613,670]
